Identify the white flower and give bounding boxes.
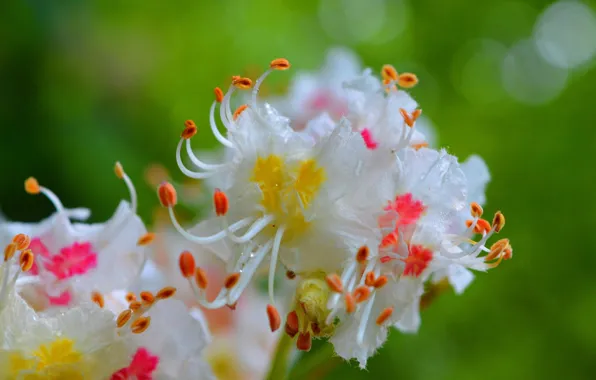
[0,293,128,379]
[0,164,151,311]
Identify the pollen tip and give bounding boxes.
[373,275,388,289]
[232,77,253,90]
[411,142,429,151]
[224,272,241,289]
[116,309,133,327]
[412,108,422,120]
[470,202,483,218]
[4,243,17,262]
[493,211,505,233]
[356,245,369,263]
[158,182,177,208]
[131,316,151,334]
[19,249,34,272]
[345,293,356,313]
[125,292,137,303]
[11,234,31,251]
[325,273,343,293]
[381,64,399,81]
[285,310,299,338]
[270,58,291,70]
[399,108,414,127]
[266,304,281,332]
[137,232,156,246]
[353,286,371,303]
[214,87,224,103]
[114,162,125,179]
[156,286,177,300]
[398,73,419,88]
[129,301,142,312]
[296,332,312,352]
[475,219,491,234]
[233,104,249,121]
[364,271,376,287]
[286,270,296,280]
[194,267,208,290]
[181,121,198,140]
[91,291,105,308]
[213,189,229,216]
[24,177,40,195]
[376,306,394,325]
[179,251,196,278]
[140,291,155,305]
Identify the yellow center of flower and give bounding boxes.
[251,155,326,242]
[9,338,86,379]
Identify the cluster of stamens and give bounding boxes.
[0,234,35,309]
[112,287,177,335]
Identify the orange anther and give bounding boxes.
[25,177,40,194]
[233,104,249,121]
[114,162,124,179]
[232,77,253,90]
[214,87,224,103]
[116,309,132,327]
[181,120,198,139]
[285,310,299,338]
[213,189,229,216]
[356,246,369,263]
[137,233,155,246]
[411,108,422,120]
[195,267,208,290]
[465,220,473,229]
[399,108,414,127]
[12,234,31,251]
[411,142,429,151]
[353,286,371,303]
[398,73,419,88]
[486,238,510,261]
[224,272,241,289]
[503,247,513,260]
[19,249,34,272]
[381,64,399,81]
[91,291,105,308]
[296,332,312,352]
[129,301,142,312]
[364,271,376,287]
[345,293,355,313]
[179,251,195,278]
[140,291,155,305]
[125,292,137,303]
[492,211,505,233]
[131,316,151,334]
[158,182,177,208]
[266,304,281,332]
[376,306,394,325]
[325,274,343,293]
[475,219,491,234]
[380,231,399,248]
[470,202,483,218]
[156,286,177,300]
[270,58,291,70]
[373,275,388,289]
[286,270,296,280]
[4,243,17,262]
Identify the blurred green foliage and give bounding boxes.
[2,0,596,379]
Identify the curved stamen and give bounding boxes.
[168,207,253,244]
[209,101,235,147]
[185,138,229,171]
[251,69,273,110]
[227,214,275,244]
[175,139,217,179]
[227,240,273,304]
[221,84,236,127]
[357,292,377,345]
[268,225,286,304]
[116,163,138,214]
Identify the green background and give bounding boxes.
[2,0,595,379]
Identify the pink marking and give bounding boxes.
[360,128,378,150]
[111,348,159,380]
[380,256,392,264]
[309,92,332,111]
[28,238,51,275]
[43,242,97,280]
[47,290,72,306]
[383,193,426,227]
[402,245,433,277]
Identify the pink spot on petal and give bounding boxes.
[380,256,393,264]
[361,128,378,150]
[111,348,159,380]
[47,290,72,306]
[28,238,51,275]
[402,245,433,277]
[382,193,426,227]
[43,242,98,280]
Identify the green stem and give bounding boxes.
[266,332,294,380]
[288,342,338,380]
